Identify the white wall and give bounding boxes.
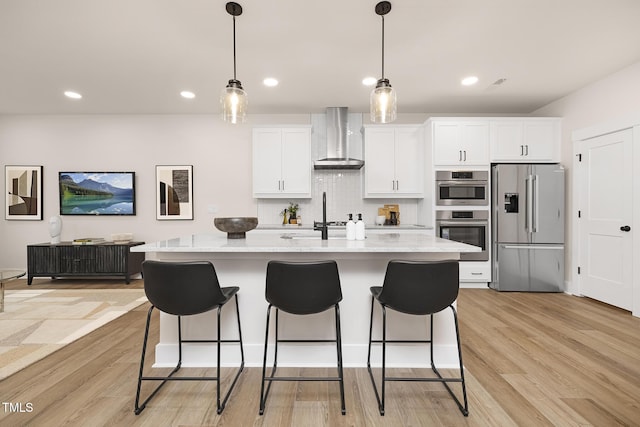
[1,113,425,270]
[3,60,640,275]
[533,60,640,291]
[0,114,310,268]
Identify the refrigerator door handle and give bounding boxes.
[525,175,533,233]
[501,245,564,250]
[533,174,539,233]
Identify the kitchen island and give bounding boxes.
[131,231,478,368]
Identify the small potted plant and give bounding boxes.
[287,202,300,224]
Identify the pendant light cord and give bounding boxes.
[381,15,385,80]
[233,15,237,80]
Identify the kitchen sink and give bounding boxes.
[281,233,347,240]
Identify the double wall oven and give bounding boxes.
[435,170,490,262]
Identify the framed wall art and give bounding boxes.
[156,165,193,220]
[5,165,43,220]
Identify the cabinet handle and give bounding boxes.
[281,180,285,191]
[278,180,281,191]
[463,150,467,161]
[459,150,463,161]
[396,180,399,191]
[520,145,524,156]
[525,145,529,156]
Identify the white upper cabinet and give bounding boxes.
[252,127,311,198]
[363,125,424,198]
[431,120,490,166]
[490,118,561,162]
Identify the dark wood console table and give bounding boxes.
[27,241,145,285]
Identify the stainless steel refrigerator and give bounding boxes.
[491,164,565,292]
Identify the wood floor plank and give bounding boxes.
[2,281,640,426]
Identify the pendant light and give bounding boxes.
[221,2,247,124]
[370,1,397,124]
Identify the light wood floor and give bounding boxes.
[1,278,639,426]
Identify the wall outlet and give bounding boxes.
[207,204,219,214]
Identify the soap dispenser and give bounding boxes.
[346,213,356,240]
[355,213,365,240]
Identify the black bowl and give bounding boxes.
[214,217,258,239]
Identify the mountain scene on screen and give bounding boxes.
[60,174,133,197]
[59,173,134,215]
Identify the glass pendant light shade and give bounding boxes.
[370,78,397,123]
[221,79,248,124]
[370,1,396,124]
[222,2,247,124]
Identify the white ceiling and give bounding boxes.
[2,0,640,116]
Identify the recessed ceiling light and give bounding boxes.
[461,76,479,86]
[263,78,279,87]
[64,91,82,99]
[362,77,377,86]
[180,91,196,99]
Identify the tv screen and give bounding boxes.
[59,172,136,215]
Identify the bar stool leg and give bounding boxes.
[215,293,245,414]
[334,304,346,415]
[381,305,387,416]
[367,296,387,415]
[259,305,271,415]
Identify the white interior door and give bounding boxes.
[577,129,633,310]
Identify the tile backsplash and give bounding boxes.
[257,172,418,226]
[257,112,419,226]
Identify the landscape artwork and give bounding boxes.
[5,165,43,220]
[59,172,136,215]
[156,165,193,220]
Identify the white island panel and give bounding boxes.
[132,231,478,368]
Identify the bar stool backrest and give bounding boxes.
[142,260,226,316]
[378,260,459,315]
[266,260,342,315]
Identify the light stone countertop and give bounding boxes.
[131,231,478,254]
[257,224,433,230]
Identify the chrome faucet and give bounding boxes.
[313,191,328,240]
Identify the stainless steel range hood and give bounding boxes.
[314,107,364,170]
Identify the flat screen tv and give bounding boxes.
[59,172,136,215]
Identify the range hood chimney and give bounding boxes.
[314,107,364,170]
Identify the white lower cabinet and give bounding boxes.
[253,127,311,198]
[459,261,491,288]
[363,125,424,198]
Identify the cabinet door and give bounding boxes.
[522,120,559,161]
[280,128,311,196]
[253,129,284,196]
[394,127,423,195]
[433,122,464,165]
[28,246,60,274]
[364,128,396,196]
[461,122,489,165]
[95,245,127,273]
[490,121,525,161]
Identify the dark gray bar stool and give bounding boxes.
[259,260,345,415]
[135,260,244,415]
[367,260,468,416]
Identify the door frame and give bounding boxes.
[572,116,640,317]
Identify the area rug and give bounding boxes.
[0,288,147,380]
